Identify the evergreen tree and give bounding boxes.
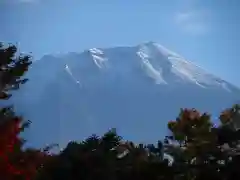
[0,43,31,99]
[0,43,48,180]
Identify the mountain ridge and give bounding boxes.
[60,42,238,92]
[36,41,239,91]
[13,41,240,148]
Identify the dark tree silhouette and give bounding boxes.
[0,43,50,180]
[35,103,240,180]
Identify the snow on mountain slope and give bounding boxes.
[59,41,236,91]
[13,41,240,149]
[134,42,233,90]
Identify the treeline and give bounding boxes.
[1,43,240,180]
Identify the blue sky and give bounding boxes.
[1,0,240,86]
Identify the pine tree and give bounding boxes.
[0,43,48,180]
[0,43,31,99]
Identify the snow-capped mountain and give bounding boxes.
[12,42,240,148]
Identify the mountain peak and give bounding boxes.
[36,42,239,92]
[141,41,158,46]
[16,41,240,147]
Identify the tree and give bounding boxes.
[35,102,240,180]
[0,43,49,180]
[36,128,177,180]
[166,105,240,180]
[0,43,31,99]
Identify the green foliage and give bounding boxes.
[0,43,32,99]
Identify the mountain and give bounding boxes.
[11,41,240,148]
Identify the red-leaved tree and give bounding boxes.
[0,43,51,180]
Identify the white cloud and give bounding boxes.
[183,22,208,34]
[175,12,192,23]
[174,1,211,35]
[175,10,209,35]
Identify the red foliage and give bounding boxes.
[0,118,50,180]
[219,108,232,124]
